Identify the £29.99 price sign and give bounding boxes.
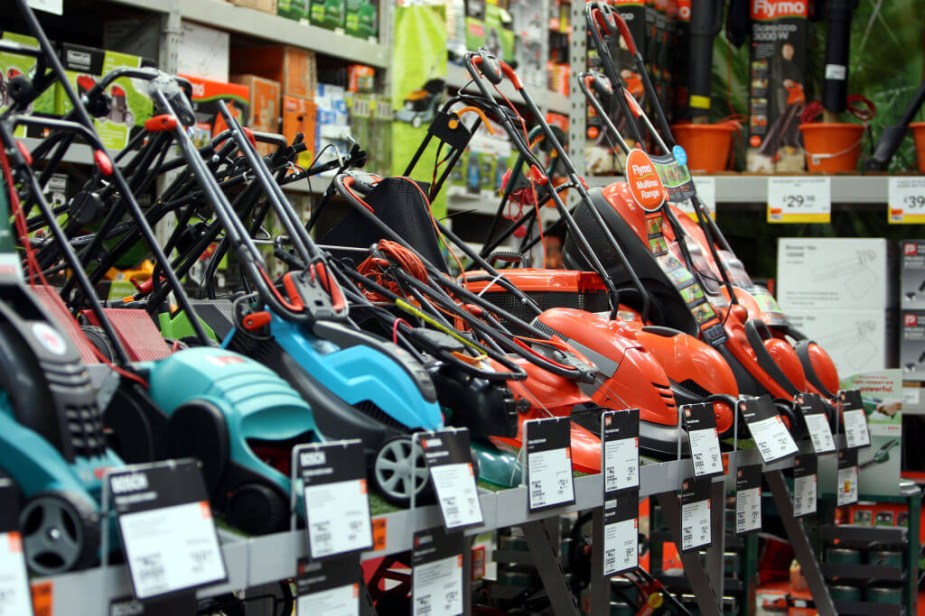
[767,177,831,224]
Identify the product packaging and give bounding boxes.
[900,240,925,310]
[230,45,317,98]
[345,0,378,40]
[227,0,278,12]
[231,74,281,155]
[465,0,486,50]
[281,94,317,168]
[178,21,230,81]
[346,64,376,93]
[484,1,515,64]
[901,311,925,382]
[746,0,811,173]
[0,32,57,136]
[179,74,250,148]
[785,309,896,377]
[310,0,346,31]
[277,0,309,21]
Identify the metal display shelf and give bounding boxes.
[108,0,389,68]
[584,174,905,204]
[31,442,827,615]
[447,65,571,116]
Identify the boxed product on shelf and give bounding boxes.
[901,311,925,382]
[58,43,154,151]
[179,73,250,148]
[345,0,378,41]
[231,74,281,155]
[315,83,351,174]
[785,308,896,377]
[178,21,230,82]
[227,0,278,12]
[281,94,317,168]
[746,0,811,173]
[777,238,896,311]
[512,0,545,87]
[277,0,309,20]
[346,64,376,93]
[310,0,346,31]
[484,0,515,64]
[369,95,391,176]
[0,32,57,133]
[230,44,317,99]
[900,240,925,310]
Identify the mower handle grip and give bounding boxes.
[10,115,114,175]
[589,3,638,56]
[467,50,523,90]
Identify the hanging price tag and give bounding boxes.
[680,477,712,552]
[836,449,859,507]
[296,556,361,616]
[839,390,871,449]
[735,465,762,535]
[739,396,799,463]
[601,409,640,493]
[0,479,32,616]
[792,455,817,518]
[767,177,831,224]
[602,490,639,576]
[888,177,925,224]
[298,441,373,559]
[525,417,575,513]
[418,429,483,531]
[26,0,62,15]
[108,460,227,601]
[796,394,836,454]
[412,528,464,616]
[682,403,724,478]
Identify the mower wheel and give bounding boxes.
[20,491,99,576]
[226,483,287,536]
[411,115,422,128]
[372,436,431,506]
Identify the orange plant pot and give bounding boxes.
[671,123,737,173]
[910,121,925,173]
[798,122,864,172]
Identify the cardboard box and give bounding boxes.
[229,45,316,98]
[345,0,378,40]
[310,0,345,31]
[231,74,281,155]
[277,0,309,21]
[58,43,153,151]
[777,238,895,311]
[178,21,230,82]
[281,94,317,168]
[786,309,896,377]
[228,0,277,12]
[346,64,375,93]
[746,0,811,173]
[900,240,925,309]
[0,32,57,134]
[179,74,250,148]
[901,311,925,382]
[465,0,486,50]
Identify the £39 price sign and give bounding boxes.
[767,177,831,224]
[889,177,925,224]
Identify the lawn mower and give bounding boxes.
[396,78,446,129]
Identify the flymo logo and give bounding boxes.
[190,81,205,98]
[751,0,807,19]
[624,149,666,212]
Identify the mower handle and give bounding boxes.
[468,49,522,90]
[587,2,638,56]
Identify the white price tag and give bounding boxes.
[837,465,859,507]
[304,479,373,558]
[0,532,33,616]
[793,475,817,517]
[735,487,761,534]
[688,428,723,477]
[413,555,463,616]
[603,517,638,576]
[888,177,925,224]
[747,415,799,463]
[803,413,836,454]
[119,501,225,599]
[430,463,482,529]
[27,0,62,15]
[604,438,639,492]
[297,583,359,616]
[843,409,871,449]
[767,177,831,224]
[527,448,573,510]
[680,499,711,552]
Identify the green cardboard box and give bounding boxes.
[345,0,377,40]
[277,0,309,21]
[57,43,153,151]
[310,0,345,31]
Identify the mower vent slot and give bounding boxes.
[353,400,407,432]
[679,379,712,399]
[64,403,107,457]
[652,381,677,410]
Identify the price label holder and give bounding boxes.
[680,476,712,552]
[739,396,799,463]
[416,429,483,531]
[293,440,373,560]
[796,393,836,454]
[602,489,639,576]
[735,464,762,535]
[888,177,925,224]
[839,389,871,449]
[296,555,361,616]
[767,176,831,224]
[601,409,640,493]
[524,417,575,513]
[792,454,818,518]
[836,448,859,507]
[104,460,227,603]
[681,403,724,478]
[412,527,464,616]
[0,478,33,616]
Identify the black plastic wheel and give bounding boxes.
[20,491,100,576]
[225,483,287,536]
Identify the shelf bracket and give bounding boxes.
[522,518,581,616]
